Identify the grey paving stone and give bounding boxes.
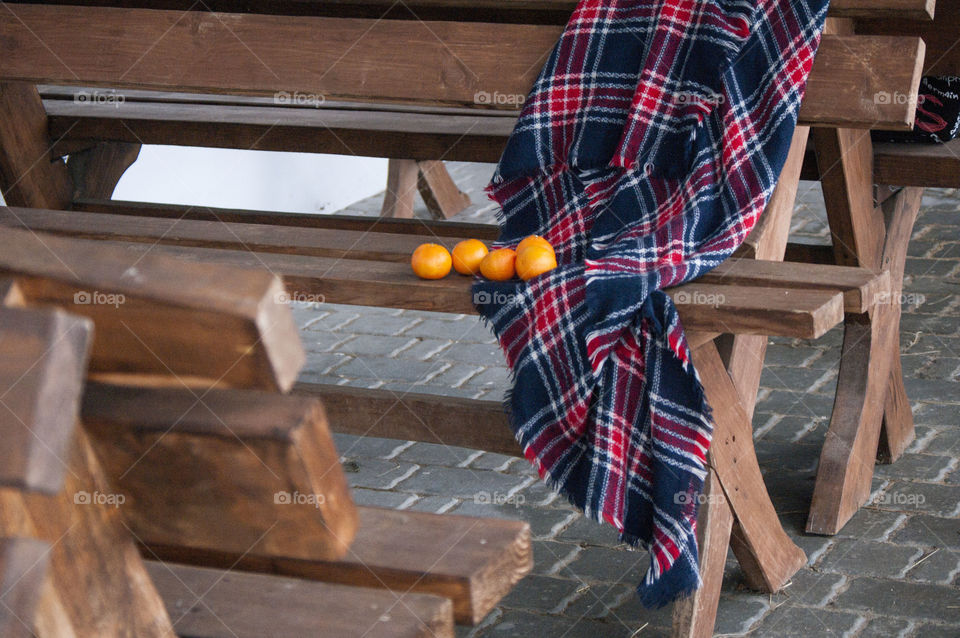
[712,595,769,635]
[602,589,676,628]
[461,366,511,390]
[402,494,458,513]
[857,616,914,638]
[907,623,960,638]
[401,318,487,341]
[486,609,637,638]
[903,548,960,585]
[348,487,415,509]
[469,452,523,472]
[818,540,923,579]
[773,569,846,607]
[555,514,628,548]
[531,541,578,576]
[561,545,649,585]
[396,441,482,466]
[341,313,419,336]
[332,433,407,458]
[394,465,528,499]
[451,502,573,540]
[498,574,583,614]
[835,577,960,623]
[890,514,960,549]
[435,342,505,364]
[341,457,418,490]
[335,334,417,356]
[875,482,960,518]
[398,338,454,360]
[559,582,633,619]
[832,508,907,542]
[751,606,864,637]
[873,453,956,482]
[334,356,446,382]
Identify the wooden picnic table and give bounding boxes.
[0,1,939,636]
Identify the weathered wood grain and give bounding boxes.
[0,429,176,637]
[143,506,532,625]
[81,382,357,561]
[0,224,304,391]
[147,561,454,638]
[0,307,92,494]
[0,538,51,638]
[0,82,72,209]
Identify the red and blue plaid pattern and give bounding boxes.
[474,0,829,606]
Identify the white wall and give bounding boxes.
[111,146,388,213]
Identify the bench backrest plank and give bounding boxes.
[0,538,51,638]
[0,5,924,129]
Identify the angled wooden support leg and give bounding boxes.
[0,307,92,494]
[876,186,923,463]
[806,301,896,535]
[380,159,419,218]
[66,141,141,200]
[0,82,73,210]
[0,538,51,638]
[0,428,176,637]
[691,340,806,593]
[670,468,733,638]
[416,161,470,219]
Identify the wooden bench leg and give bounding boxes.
[692,341,806,593]
[876,186,923,463]
[806,301,896,535]
[0,82,72,209]
[66,141,140,200]
[380,159,419,218]
[381,159,470,219]
[416,161,470,219]
[670,467,733,638]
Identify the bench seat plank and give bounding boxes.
[1,206,881,313]
[81,382,358,562]
[0,225,304,391]
[82,382,532,624]
[873,139,960,188]
[147,561,454,638]
[41,235,845,339]
[0,4,922,129]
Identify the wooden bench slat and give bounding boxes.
[0,4,922,129]
[857,0,960,76]
[147,561,454,638]
[26,233,845,339]
[1,205,884,313]
[81,382,358,562]
[0,225,304,391]
[0,538,51,638]
[873,139,960,188]
[82,382,531,624]
[143,506,531,626]
[74,198,503,239]
[0,307,91,494]
[0,0,934,21]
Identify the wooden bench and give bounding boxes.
[787,5,958,533]
[0,1,926,635]
[0,241,531,636]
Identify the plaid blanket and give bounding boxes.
[473,0,829,606]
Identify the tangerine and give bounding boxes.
[517,235,553,254]
[479,248,517,281]
[451,239,489,275]
[411,243,452,279]
[516,244,558,280]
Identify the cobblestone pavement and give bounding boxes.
[304,163,959,637]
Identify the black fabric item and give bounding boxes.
[872,76,960,144]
